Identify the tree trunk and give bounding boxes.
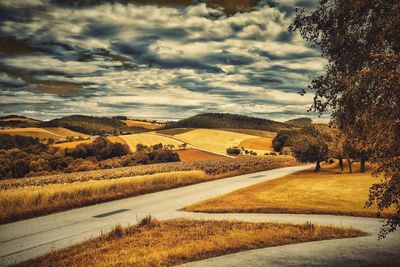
[339,156,344,171]
[360,155,366,173]
[314,161,321,172]
[347,158,353,173]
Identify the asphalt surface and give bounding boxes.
[1,164,399,266]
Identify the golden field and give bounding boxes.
[120,133,183,151]
[185,164,393,217]
[239,137,274,151]
[176,149,226,162]
[122,119,163,130]
[174,129,259,154]
[54,136,127,149]
[221,128,277,138]
[1,156,297,189]
[19,218,366,267]
[0,171,207,223]
[0,127,88,140]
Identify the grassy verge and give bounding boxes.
[0,171,208,223]
[184,163,393,217]
[18,218,366,267]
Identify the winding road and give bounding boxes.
[0,164,399,266]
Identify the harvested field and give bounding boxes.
[176,149,226,162]
[122,120,163,130]
[120,133,183,151]
[174,129,258,154]
[239,137,274,151]
[54,139,94,149]
[221,129,276,138]
[0,127,87,140]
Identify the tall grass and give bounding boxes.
[0,171,206,223]
[19,219,366,267]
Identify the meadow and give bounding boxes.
[19,218,365,267]
[0,156,297,223]
[120,133,183,151]
[0,127,87,140]
[185,163,394,218]
[0,171,207,223]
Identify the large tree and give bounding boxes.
[290,0,400,237]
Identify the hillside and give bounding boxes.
[163,113,291,132]
[284,117,312,127]
[40,115,147,135]
[0,115,40,128]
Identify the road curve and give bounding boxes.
[1,164,399,266]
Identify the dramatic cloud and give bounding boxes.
[0,0,325,121]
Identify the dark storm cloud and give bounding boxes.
[0,0,323,121]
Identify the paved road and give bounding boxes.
[1,164,399,266]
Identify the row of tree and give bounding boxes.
[0,134,180,179]
[273,126,370,173]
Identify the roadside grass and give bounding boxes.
[0,171,208,223]
[19,218,366,267]
[1,156,297,189]
[184,163,394,217]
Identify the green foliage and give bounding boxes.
[164,113,291,132]
[40,115,147,135]
[272,129,300,152]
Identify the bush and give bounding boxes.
[226,147,242,155]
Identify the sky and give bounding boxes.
[0,0,326,121]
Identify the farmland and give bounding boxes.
[20,218,365,267]
[121,119,164,130]
[176,149,226,162]
[174,129,259,154]
[185,163,394,218]
[120,133,183,151]
[0,171,206,223]
[0,127,87,140]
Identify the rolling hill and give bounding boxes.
[163,113,291,132]
[284,117,312,127]
[40,115,147,135]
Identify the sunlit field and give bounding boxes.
[120,133,183,151]
[19,218,366,267]
[0,127,87,140]
[185,163,394,217]
[176,148,226,161]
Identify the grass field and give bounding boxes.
[54,136,127,149]
[1,156,297,189]
[174,129,259,154]
[0,127,88,140]
[0,171,207,223]
[20,218,365,267]
[176,149,226,162]
[239,137,274,151]
[122,119,163,130]
[120,133,183,151]
[221,128,277,138]
[185,163,393,217]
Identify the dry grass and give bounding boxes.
[1,156,297,189]
[122,119,163,130]
[19,218,366,267]
[0,127,87,140]
[0,127,63,139]
[176,149,226,162]
[221,128,277,138]
[53,139,94,149]
[185,164,394,217]
[239,137,274,151]
[174,129,259,154]
[0,171,208,223]
[120,133,183,151]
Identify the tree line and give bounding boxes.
[0,134,180,179]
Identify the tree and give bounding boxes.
[226,147,241,156]
[290,0,400,236]
[291,126,331,172]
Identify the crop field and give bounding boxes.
[54,136,126,149]
[21,218,365,267]
[221,128,277,138]
[155,128,194,136]
[174,129,259,154]
[120,133,183,151]
[239,137,274,151]
[185,163,394,218]
[0,127,87,140]
[176,149,226,162]
[122,119,163,130]
[1,156,297,189]
[0,171,207,223]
